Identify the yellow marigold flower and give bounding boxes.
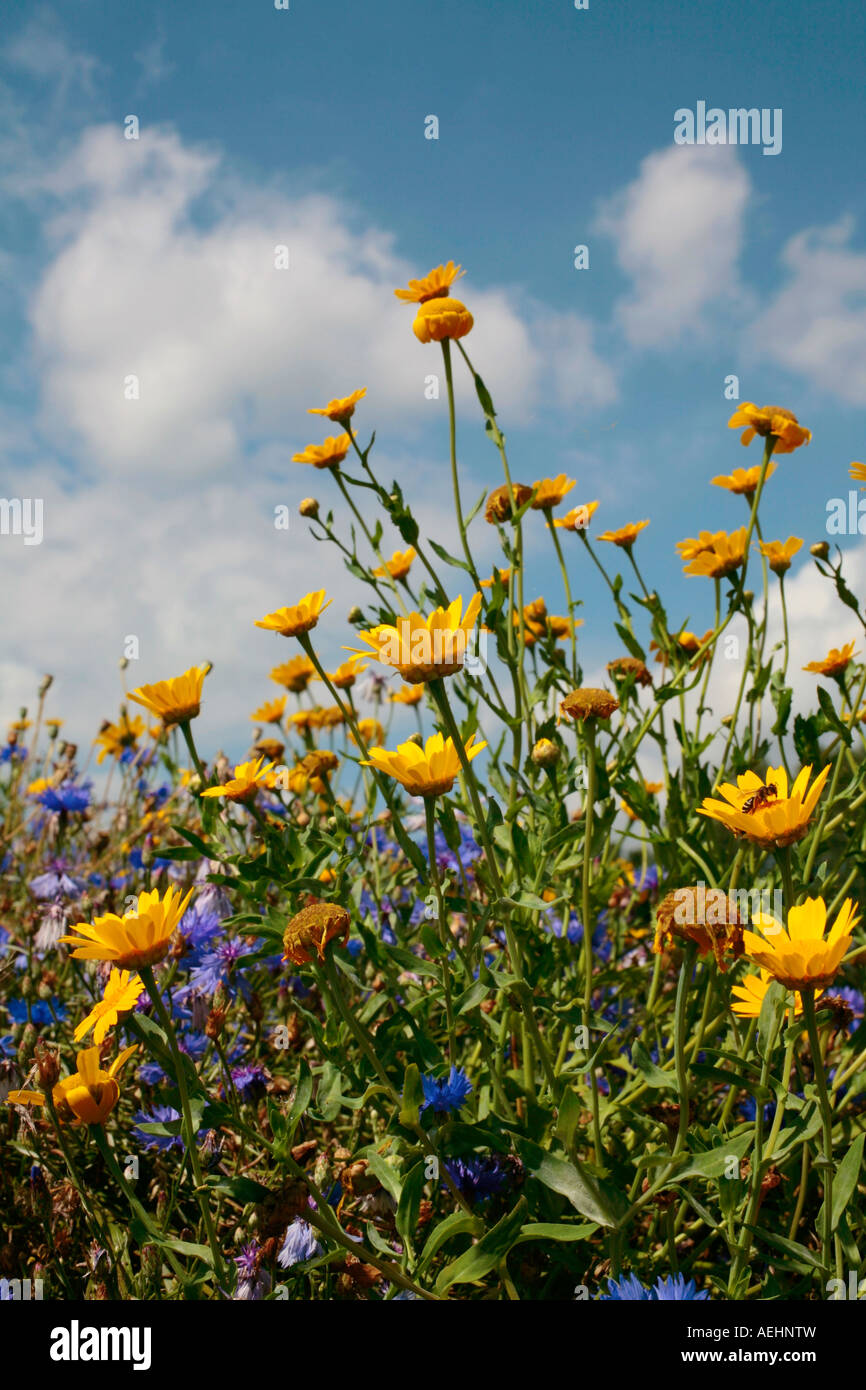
[744,897,859,991]
[250,697,287,725]
[201,756,278,803]
[730,969,812,1019]
[373,547,416,581]
[348,594,482,684]
[27,777,53,796]
[548,614,579,641]
[551,501,600,531]
[351,718,385,748]
[7,1045,138,1126]
[711,462,778,495]
[292,434,351,469]
[682,527,748,578]
[653,887,746,972]
[676,530,719,560]
[287,708,318,732]
[394,261,465,303]
[697,764,830,848]
[74,968,145,1045]
[479,566,512,589]
[307,388,366,423]
[758,536,803,576]
[60,885,195,969]
[315,705,345,729]
[607,656,653,687]
[531,475,576,509]
[255,590,332,638]
[389,683,425,706]
[287,749,339,794]
[485,484,533,524]
[598,520,649,549]
[560,687,619,722]
[320,656,368,689]
[128,666,208,727]
[803,642,857,677]
[270,656,316,691]
[46,718,63,731]
[412,297,473,343]
[728,403,811,454]
[282,902,350,966]
[362,731,486,798]
[850,462,866,487]
[94,713,146,764]
[254,737,285,762]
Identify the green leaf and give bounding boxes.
[517,1142,620,1227]
[396,1161,427,1247]
[514,1222,597,1245]
[631,1040,678,1091]
[203,1175,272,1205]
[831,1132,865,1231]
[435,1198,528,1293]
[399,1063,424,1129]
[418,1212,482,1274]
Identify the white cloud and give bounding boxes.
[595,144,752,348]
[25,124,615,479]
[747,217,866,405]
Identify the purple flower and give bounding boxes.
[37,781,92,813]
[277,1218,322,1269]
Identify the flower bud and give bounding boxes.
[299,497,319,519]
[531,738,560,768]
[810,541,830,560]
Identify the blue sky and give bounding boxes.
[1,0,864,760]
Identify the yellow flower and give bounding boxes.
[307,388,366,423]
[598,520,649,549]
[744,897,859,991]
[531,475,576,509]
[711,462,778,494]
[394,261,465,303]
[27,777,53,796]
[479,566,512,589]
[607,656,653,687]
[372,547,416,580]
[8,1045,138,1126]
[850,462,866,488]
[803,642,857,677]
[313,705,345,729]
[201,756,278,803]
[60,885,195,969]
[362,731,486,798]
[697,764,830,848]
[727,403,811,454]
[250,697,287,725]
[282,902,351,966]
[74,968,145,1044]
[128,666,208,727]
[255,590,332,638]
[412,297,473,343]
[682,527,748,578]
[676,530,719,560]
[351,718,385,748]
[348,593,482,683]
[730,970,812,1019]
[389,683,425,706]
[292,434,351,469]
[94,713,146,764]
[287,749,339,794]
[653,887,746,971]
[270,656,317,691]
[320,656,368,689]
[485,484,532,524]
[758,536,803,576]
[253,737,285,762]
[551,501,600,531]
[560,688,619,722]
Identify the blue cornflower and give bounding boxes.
[600,1273,651,1301]
[277,1218,322,1269]
[6,998,67,1026]
[359,890,397,945]
[444,1154,515,1202]
[233,1241,271,1300]
[652,1274,709,1301]
[230,1064,269,1101]
[181,938,256,1000]
[37,780,91,813]
[420,1066,472,1115]
[0,745,27,764]
[29,861,84,901]
[138,1034,207,1086]
[131,1106,205,1151]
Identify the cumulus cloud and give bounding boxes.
[747,217,866,405]
[25,124,614,478]
[595,144,752,348]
